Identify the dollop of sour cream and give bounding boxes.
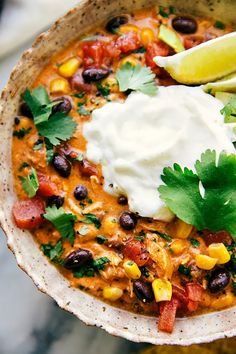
[84,86,234,221]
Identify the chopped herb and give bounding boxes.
[116,62,158,96]
[33,140,44,151]
[152,231,172,242]
[159,150,236,237]
[44,206,77,245]
[19,167,39,198]
[41,240,63,263]
[78,225,89,236]
[132,47,146,54]
[159,6,169,18]
[13,127,32,139]
[178,264,191,277]
[97,83,110,97]
[220,94,236,122]
[81,213,101,229]
[18,162,30,172]
[214,21,225,30]
[73,92,85,98]
[86,198,93,204]
[96,235,108,244]
[227,242,236,252]
[190,238,200,248]
[79,202,86,209]
[169,6,176,14]
[78,105,91,116]
[74,153,84,162]
[45,138,54,164]
[141,267,150,278]
[228,254,236,277]
[73,256,110,278]
[134,234,145,242]
[93,257,110,270]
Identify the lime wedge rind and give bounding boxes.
[154,32,236,84]
[203,73,236,93]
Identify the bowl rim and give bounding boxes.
[1,0,236,345]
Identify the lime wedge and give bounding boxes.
[158,24,185,53]
[154,32,236,84]
[203,72,236,93]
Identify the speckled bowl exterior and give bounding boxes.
[0,0,236,345]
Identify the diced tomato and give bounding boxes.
[37,173,59,197]
[186,283,203,302]
[105,40,121,58]
[12,197,45,229]
[158,298,179,333]
[145,40,170,70]
[123,239,149,266]
[79,159,98,177]
[203,230,232,246]
[172,285,187,306]
[116,32,141,53]
[82,41,105,68]
[184,35,204,49]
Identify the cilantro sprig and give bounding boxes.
[22,86,77,153]
[41,240,63,263]
[116,63,158,96]
[44,206,77,245]
[19,167,39,198]
[159,150,236,237]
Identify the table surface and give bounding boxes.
[0,41,148,354]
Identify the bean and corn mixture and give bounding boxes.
[12,6,236,334]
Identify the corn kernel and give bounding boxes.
[120,56,138,67]
[152,279,172,302]
[211,292,234,310]
[102,217,118,236]
[50,78,70,94]
[141,28,155,47]
[58,57,81,78]
[123,260,141,279]
[174,219,193,239]
[195,254,217,270]
[103,287,123,301]
[101,77,119,93]
[119,24,140,34]
[17,117,32,130]
[170,239,187,255]
[208,243,230,265]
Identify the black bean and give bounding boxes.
[82,68,109,83]
[64,249,93,270]
[14,117,20,125]
[74,184,88,200]
[117,195,128,205]
[52,97,72,115]
[20,102,33,118]
[207,267,231,294]
[119,211,137,231]
[133,280,154,303]
[172,16,197,34]
[106,15,128,33]
[47,195,64,208]
[52,154,72,178]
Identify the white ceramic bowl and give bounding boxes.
[1,0,236,345]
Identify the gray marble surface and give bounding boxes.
[0,41,149,354]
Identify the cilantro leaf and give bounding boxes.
[220,94,236,123]
[45,138,54,164]
[116,63,158,96]
[93,257,110,270]
[97,83,110,97]
[152,231,172,242]
[18,162,30,171]
[41,240,63,263]
[78,105,91,116]
[214,21,225,30]
[37,112,77,146]
[19,167,39,198]
[178,264,191,277]
[73,257,110,278]
[96,235,108,244]
[44,206,77,245]
[22,87,77,148]
[159,150,236,237]
[190,238,200,248]
[81,213,101,229]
